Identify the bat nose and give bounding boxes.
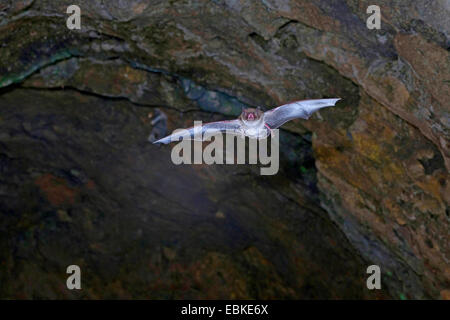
[248,113,255,120]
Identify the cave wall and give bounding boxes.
[0,0,449,299]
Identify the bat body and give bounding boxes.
[153,98,340,144]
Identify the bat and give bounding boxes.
[153,98,340,144]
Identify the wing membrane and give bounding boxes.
[153,119,242,144]
[264,98,340,129]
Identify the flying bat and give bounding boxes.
[153,98,340,144]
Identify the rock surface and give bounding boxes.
[0,0,448,299]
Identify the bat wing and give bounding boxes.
[153,119,242,144]
[264,98,340,129]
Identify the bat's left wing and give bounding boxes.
[264,98,340,129]
[153,119,242,144]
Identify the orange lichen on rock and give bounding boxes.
[34,173,77,206]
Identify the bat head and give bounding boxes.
[240,107,263,122]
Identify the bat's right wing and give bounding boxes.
[264,98,340,129]
[153,119,242,144]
